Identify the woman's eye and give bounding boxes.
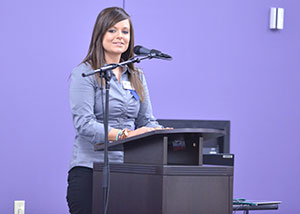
[108,29,116,33]
[122,31,129,34]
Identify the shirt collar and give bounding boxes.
[121,64,132,74]
[103,60,132,74]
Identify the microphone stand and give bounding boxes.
[101,69,112,214]
[82,54,157,214]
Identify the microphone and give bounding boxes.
[134,45,172,60]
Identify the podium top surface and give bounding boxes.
[94,128,225,151]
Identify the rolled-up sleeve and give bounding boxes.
[69,66,112,144]
[135,72,161,128]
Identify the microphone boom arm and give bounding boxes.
[81,54,157,77]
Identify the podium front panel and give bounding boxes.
[93,163,233,214]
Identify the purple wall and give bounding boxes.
[1,0,299,213]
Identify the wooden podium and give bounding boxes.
[93,128,233,214]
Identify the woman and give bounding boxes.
[67,7,162,214]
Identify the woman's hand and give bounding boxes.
[127,127,155,137]
[127,126,173,138]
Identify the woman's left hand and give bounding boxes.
[127,126,173,138]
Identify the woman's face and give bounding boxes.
[102,19,130,58]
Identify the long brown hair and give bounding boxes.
[82,7,144,102]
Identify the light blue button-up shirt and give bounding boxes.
[69,63,160,169]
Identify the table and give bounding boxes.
[233,204,279,214]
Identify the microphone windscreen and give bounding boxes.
[133,45,143,55]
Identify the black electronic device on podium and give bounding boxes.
[92,128,234,214]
